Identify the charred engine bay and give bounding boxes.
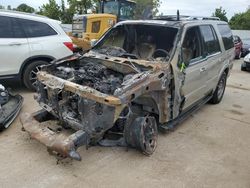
[49,60,128,95]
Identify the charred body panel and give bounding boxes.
[21,51,172,160]
[0,84,23,130]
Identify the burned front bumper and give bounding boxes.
[21,71,125,160]
[0,93,23,130]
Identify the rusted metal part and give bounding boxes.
[37,71,122,106]
[20,111,88,161]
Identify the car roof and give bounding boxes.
[0,10,61,24]
[116,18,228,28]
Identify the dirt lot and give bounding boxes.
[0,59,249,188]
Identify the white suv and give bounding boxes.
[0,10,73,90]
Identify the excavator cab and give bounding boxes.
[70,0,136,50]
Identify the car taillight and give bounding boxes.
[63,42,73,51]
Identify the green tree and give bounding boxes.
[134,0,161,19]
[7,5,11,10]
[0,5,5,9]
[39,0,61,20]
[67,0,97,14]
[212,7,228,22]
[16,3,35,13]
[60,0,74,24]
[229,10,250,30]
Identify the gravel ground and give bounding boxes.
[0,59,249,188]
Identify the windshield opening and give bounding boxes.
[94,24,178,61]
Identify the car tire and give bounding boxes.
[241,63,247,71]
[23,60,49,91]
[209,72,227,104]
[124,113,158,155]
[235,51,241,59]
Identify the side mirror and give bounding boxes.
[90,39,98,47]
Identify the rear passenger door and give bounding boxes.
[0,16,29,76]
[17,18,58,57]
[199,25,222,91]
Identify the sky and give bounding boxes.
[1,0,250,19]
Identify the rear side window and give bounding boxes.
[217,24,234,50]
[0,16,12,38]
[18,19,57,38]
[0,16,26,38]
[200,25,220,55]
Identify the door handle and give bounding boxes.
[8,42,22,46]
[200,67,206,72]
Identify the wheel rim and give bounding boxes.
[141,117,157,155]
[217,76,226,100]
[125,116,158,155]
[29,66,41,87]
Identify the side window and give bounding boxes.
[182,26,202,63]
[200,25,220,55]
[18,19,57,38]
[11,18,26,38]
[0,16,13,38]
[91,21,101,33]
[217,24,234,50]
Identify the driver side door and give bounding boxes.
[181,26,209,110]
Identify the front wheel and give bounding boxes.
[124,114,158,155]
[209,72,227,104]
[23,60,49,91]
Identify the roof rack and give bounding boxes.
[154,15,220,21]
[0,9,48,19]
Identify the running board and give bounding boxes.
[160,95,212,131]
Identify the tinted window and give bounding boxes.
[0,16,26,38]
[19,19,57,37]
[91,21,101,33]
[12,18,26,38]
[200,25,220,55]
[217,24,234,50]
[0,16,13,38]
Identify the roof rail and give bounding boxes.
[154,15,220,21]
[0,9,48,19]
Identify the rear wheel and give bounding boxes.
[209,72,227,104]
[235,51,241,59]
[23,60,49,91]
[241,63,247,71]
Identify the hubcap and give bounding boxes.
[29,66,41,87]
[217,77,225,99]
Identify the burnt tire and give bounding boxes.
[209,72,227,104]
[124,115,158,155]
[23,60,49,91]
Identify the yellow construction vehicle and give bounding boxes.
[70,0,136,50]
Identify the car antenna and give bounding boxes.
[177,10,180,21]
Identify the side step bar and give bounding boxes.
[20,110,88,161]
[160,95,212,131]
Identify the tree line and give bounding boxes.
[0,2,249,30]
[0,0,160,24]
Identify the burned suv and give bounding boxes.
[21,17,234,161]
